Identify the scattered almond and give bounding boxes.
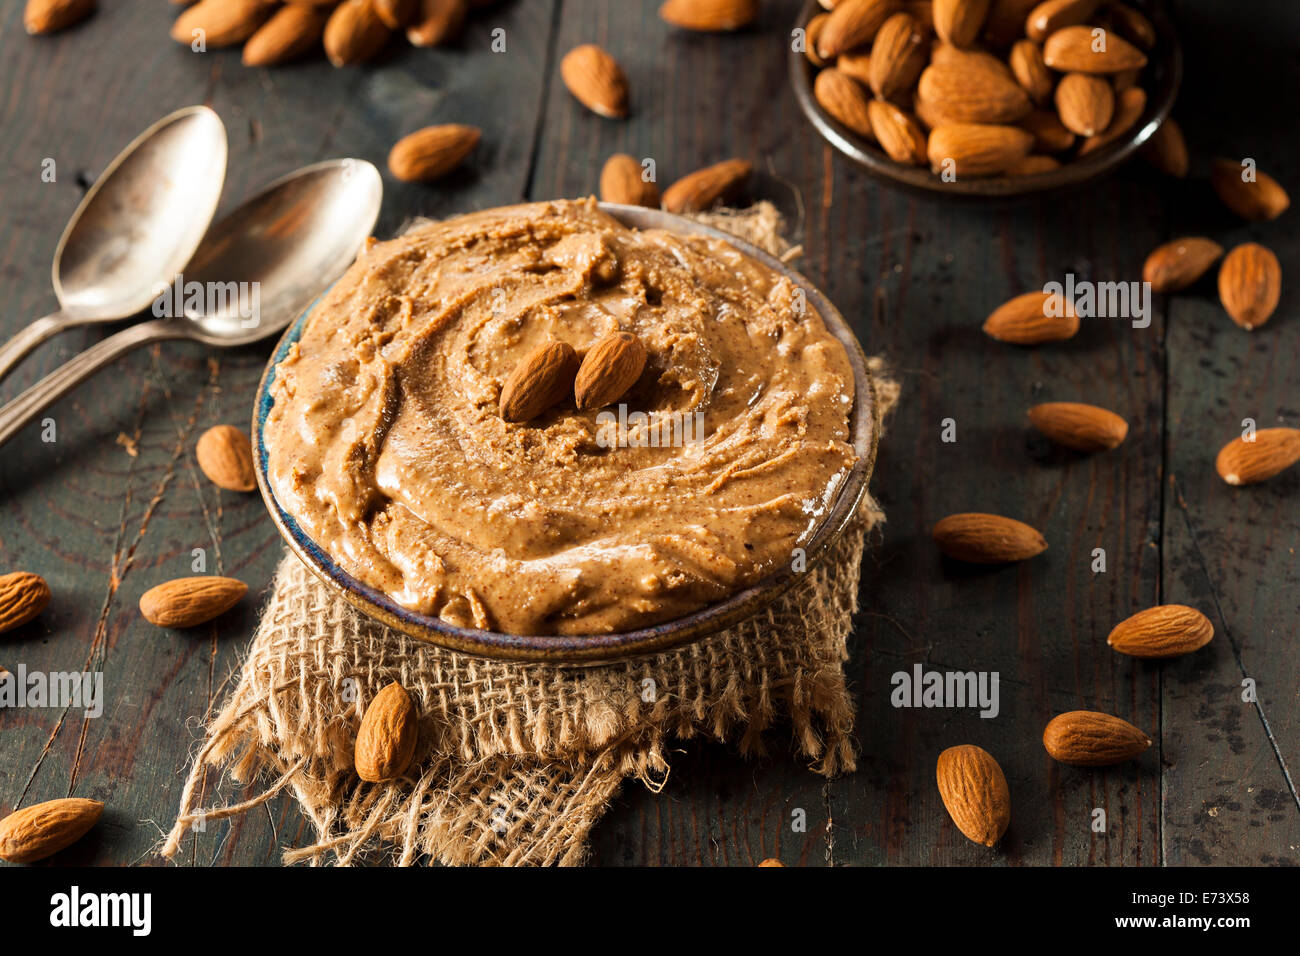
[1138,117,1188,178]
[933,0,991,49]
[388,124,481,182]
[0,572,52,634]
[24,0,95,35]
[1210,159,1291,221]
[499,341,580,423]
[1028,401,1128,452]
[1042,24,1147,74]
[171,0,270,47]
[355,682,419,782]
[324,0,391,66]
[982,290,1077,343]
[1215,428,1300,486]
[1042,711,1151,766]
[406,0,466,47]
[928,122,1034,177]
[243,4,328,66]
[932,512,1047,563]
[575,331,648,411]
[1218,242,1281,331]
[1054,72,1112,137]
[561,44,630,119]
[815,68,877,140]
[662,158,752,213]
[0,798,104,864]
[1141,237,1223,293]
[196,425,256,492]
[599,154,660,207]
[936,745,1010,847]
[1107,605,1213,658]
[139,576,248,628]
[659,0,759,32]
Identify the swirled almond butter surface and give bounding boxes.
[264,199,856,634]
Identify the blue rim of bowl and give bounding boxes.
[252,203,879,664]
[790,0,1183,199]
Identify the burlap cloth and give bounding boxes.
[160,205,899,866]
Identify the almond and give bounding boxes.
[1138,117,1189,178]
[1020,108,1075,152]
[171,0,271,47]
[1210,159,1291,222]
[1042,24,1148,74]
[575,331,648,411]
[499,341,580,423]
[406,0,466,47]
[869,100,928,165]
[936,745,1010,847]
[933,0,990,49]
[1215,428,1300,486]
[662,158,752,213]
[868,12,928,100]
[907,0,936,36]
[1111,67,1140,92]
[836,50,873,86]
[599,154,660,207]
[388,124,481,182]
[1028,401,1128,451]
[817,0,902,59]
[561,44,630,119]
[355,682,419,782]
[929,123,1034,177]
[196,425,256,492]
[804,12,831,66]
[659,0,759,31]
[0,798,103,863]
[0,572,51,634]
[1008,40,1053,105]
[324,0,391,66]
[243,4,328,66]
[24,0,95,35]
[814,69,877,140]
[1108,2,1155,49]
[1054,72,1112,137]
[1007,154,1060,175]
[1025,0,1101,42]
[372,0,418,29]
[1218,242,1281,331]
[1042,711,1151,766]
[757,858,784,867]
[932,512,1047,563]
[1076,85,1145,155]
[1107,605,1213,658]
[982,289,1077,342]
[918,62,1031,123]
[1141,237,1223,293]
[139,576,248,628]
[982,0,1039,47]
[930,42,1015,78]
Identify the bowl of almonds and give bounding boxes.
[791,0,1182,197]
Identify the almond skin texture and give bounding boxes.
[933,0,991,49]
[575,332,648,411]
[869,101,928,165]
[1210,160,1291,222]
[1008,40,1053,105]
[1218,242,1281,331]
[324,0,391,66]
[1025,0,1102,42]
[1042,25,1148,74]
[406,0,467,47]
[928,123,1034,178]
[0,798,103,863]
[1107,605,1213,658]
[1215,428,1300,486]
[599,154,660,207]
[24,0,95,34]
[1028,402,1128,452]
[499,341,580,423]
[936,745,1010,847]
[243,4,328,66]
[561,44,629,119]
[659,0,759,32]
[815,69,877,140]
[918,62,1032,124]
[171,0,270,47]
[388,124,481,182]
[196,425,256,492]
[0,572,52,634]
[868,12,928,100]
[932,513,1047,563]
[1054,72,1113,137]
[1139,118,1189,178]
[817,0,902,59]
[662,159,752,213]
[982,290,1078,343]
[1142,237,1224,293]
[1042,711,1151,766]
[355,682,419,782]
[139,576,248,628]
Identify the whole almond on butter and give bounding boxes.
[1142,237,1223,293]
[243,4,328,66]
[499,341,580,423]
[1028,402,1128,452]
[662,159,752,213]
[373,0,417,29]
[928,123,1034,177]
[1054,72,1112,137]
[561,44,629,119]
[936,745,1009,847]
[932,513,1047,563]
[982,290,1077,342]
[196,425,256,492]
[324,0,391,66]
[1025,0,1101,42]
[1042,711,1151,766]
[1108,605,1213,658]
[1215,428,1300,486]
[575,332,647,411]
[0,798,103,863]
[1008,40,1053,105]
[24,0,95,34]
[388,124,481,182]
[1139,117,1189,178]
[1042,25,1147,74]
[355,682,419,782]
[918,62,1031,124]
[406,0,466,47]
[1020,108,1075,152]
[1077,86,1145,155]
[659,0,759,31]
[815,69,877,140]
[868,12,928,100]
[1218,242,1281,331]
[600,154,660,207]
[1210,159,1291,222]
[171,0,270,47]
[817,0,901,59]
[869,101,928,165]
[139,576,248,628]
[933,0,990,49]
[0,572,52,634]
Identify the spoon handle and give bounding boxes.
[0,319,184,449]
[0,312,81,384]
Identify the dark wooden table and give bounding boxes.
[1,0,1296,867]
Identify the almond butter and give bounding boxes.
[599,154,660,207]
[1025,0,1101,42]
[1141,237,1223,293]
[662,158,752,213]
[1218,242,1281,331]
[936,745,1010,847]
[1028,401,1128,452]
[932,512,1047,562]
[1054,72,1112,137]
[928,123,1034,177]
[0,798,103,863]
[171,0,270,47]
[324,0,391,66]
[575,331,647,411]
[388,124,481,182]
[1042,24,1147,74]
[499,341,580,423]
[1020,108,1075,152]
[561,44,630,119]
[933,0,990,49]
[817,0,902,59]
[815,68,877,140]
[982,289,1077,342]
[1042,711,1151,766]
[0,572,51,634]
[1107,605,1213,658]
[139,576,248,628]
[868,12,928,100]
[1008,39,1053,105]
[918,62,1031,123]
[869,100,928,165]
[355,682,419,782]
[1210,159,1291,222]
[24,0,95,35]
[1076,85,1145,155]
[1138,117,1189,178]
[1215,428,1300,486]
[243,4,328,66]
[196,425,256,492]
[659,0,759,31]
[373,0,418,29]
[406,0,466,47]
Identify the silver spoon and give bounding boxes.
[0,158,383,448]
[0,105,228,383]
